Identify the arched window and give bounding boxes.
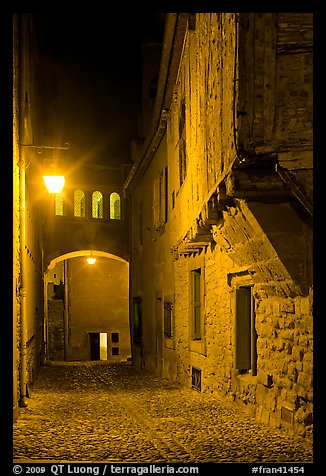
[110,192,121,220]
[92,191,103,218]
[55,193,64,216]
[74,189,86,217]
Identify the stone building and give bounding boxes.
[124,13,313,437]
[13,12,313,438]
[13,14,46,419]
[12,14,131,419]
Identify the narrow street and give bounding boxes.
[13,362,313,464]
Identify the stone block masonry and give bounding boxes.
[48,300,65,360]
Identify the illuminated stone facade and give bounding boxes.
[126,13,313,437]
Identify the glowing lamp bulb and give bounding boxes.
[43,175,65,193]
[87,256,96,265]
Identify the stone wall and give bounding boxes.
[66,256,131,362]
[48,300,65,360]
[13,17,21,418]
[129,13,313,439]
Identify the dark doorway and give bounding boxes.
[89,333,100,360]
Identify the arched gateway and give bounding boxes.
[44,250,131,363]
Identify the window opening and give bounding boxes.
[192,269,202,340]
[74,189,86,217]
[235,286,257,375]
[110,192,121,219]
[55,193,64,216]
[192,367,202,391]
[112,347,120,356]
[179,99,187,186]
[164,301,173,338]
[111,332,119,343]
[92,191,103,218]
[153,168,167,230]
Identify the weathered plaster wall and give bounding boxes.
[66,257,131,362]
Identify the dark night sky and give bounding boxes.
[38,13,166,166]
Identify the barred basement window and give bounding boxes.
[191,367,202,391]
[92,191,103,218]
[110,192,121,219]
[55,193,64,216]
[74,189,86,217]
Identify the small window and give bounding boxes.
[191,367,202,391]
[74,189,86,217]
[112,347,120,356]
[55,193,64,216]
[111,332,119,343]
[235,286,257,375]
[92,191,103,218]
[164,301,173,338]
[110,192,121,220]
[153,167,168,229]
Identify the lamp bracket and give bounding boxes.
[20,143,70,154]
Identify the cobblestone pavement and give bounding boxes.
[13,362,313,465]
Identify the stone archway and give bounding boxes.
[44,251,131,362]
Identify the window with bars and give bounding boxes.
[92,191,103,218]
[55,193,64,216]
[74,189,86,217]
[109,192,121,219]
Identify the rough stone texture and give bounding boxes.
[48,300,65,360]
[130,13,313,441]
[13,363,312,464]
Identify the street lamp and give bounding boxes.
[43,175,65,193]
[42,158,66,193]
[20,143,69,193]
[87,252,96,265]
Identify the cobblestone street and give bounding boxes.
[13,362,313,465]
